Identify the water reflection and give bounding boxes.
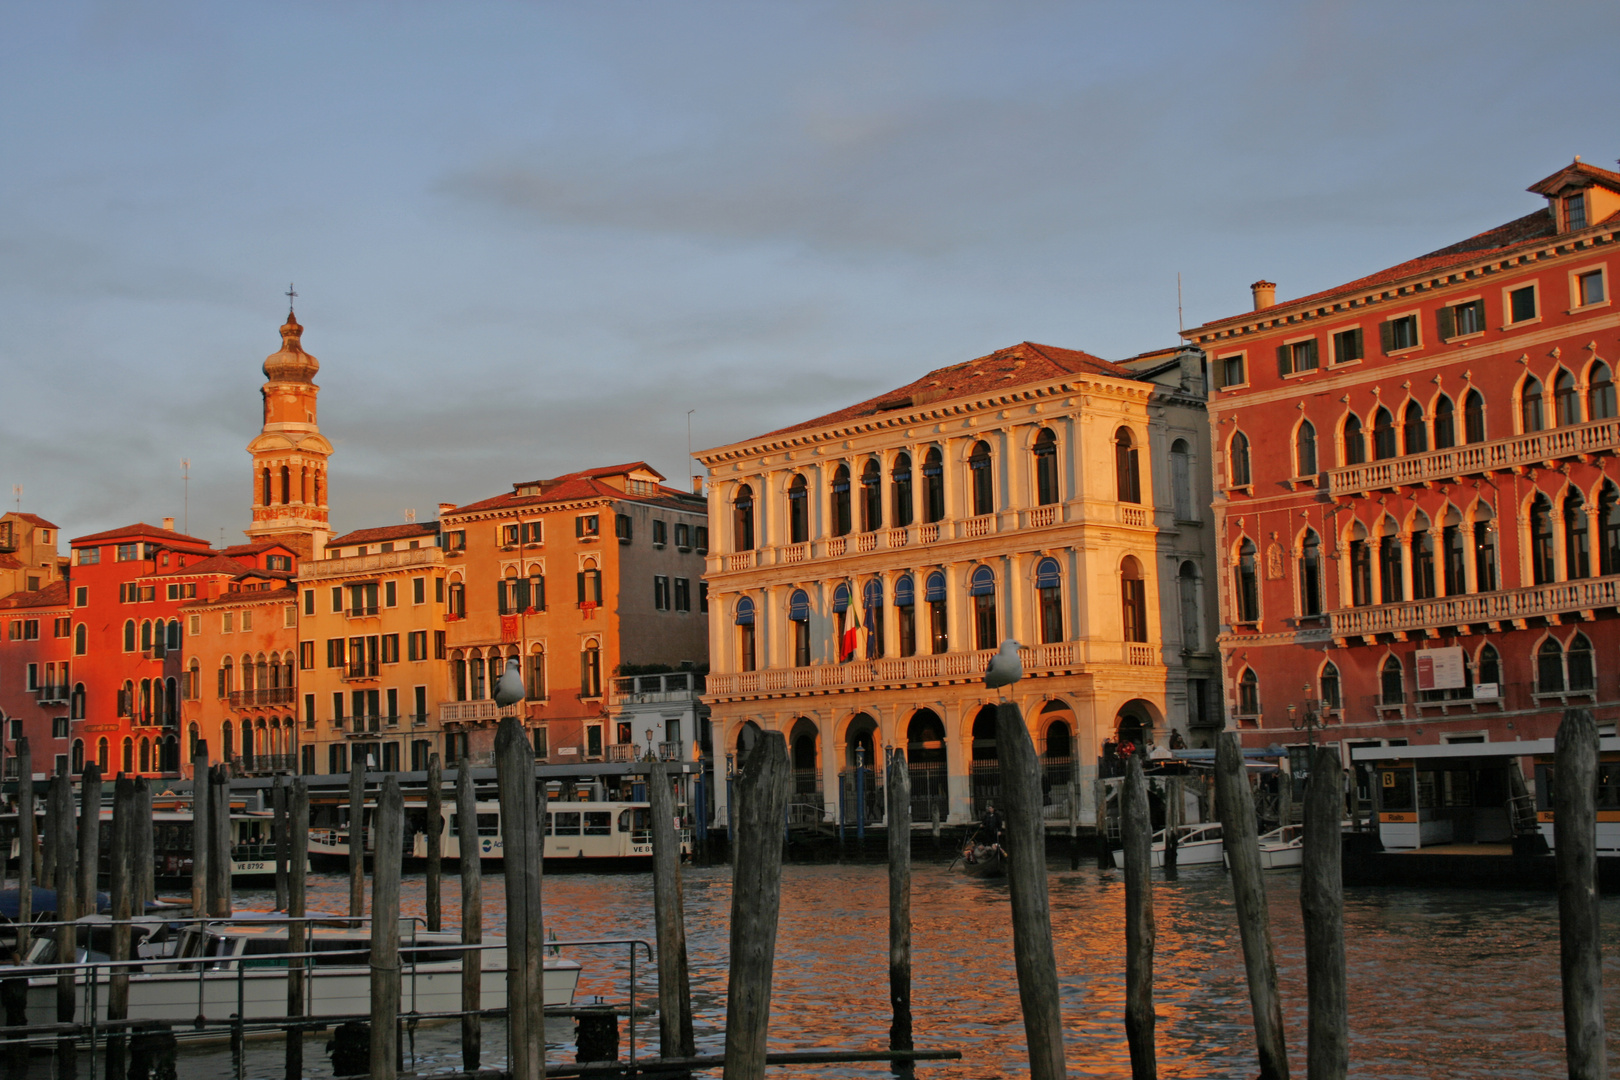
[170,858,1617,1078]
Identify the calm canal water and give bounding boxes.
[163,854,1620,1078]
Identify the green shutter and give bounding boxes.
[534,576,546,611]
[1277,344,1291,377]
[1379,320,1396,355]
[577,572,586,604]
[497,581,508,615]
[516,578,531,610]
[1437,305,1455,341]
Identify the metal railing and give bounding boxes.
[227,687,294,707]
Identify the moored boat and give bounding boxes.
[957,845,1006,878]
[1112,822,1225,869]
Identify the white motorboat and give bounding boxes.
[18,918,580,1034]
[1256,824,1304,870]
[1112,822,1225,869]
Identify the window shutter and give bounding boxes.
[1276,344,1291,378]
[534,577,546,611]
[497,582,509,615]
[516,578,531,610]
[1379,320,1395,355]
[1437,304,1455,341]
[577,572,586,604]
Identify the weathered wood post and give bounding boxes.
[272,776,289,911]
[426,753,443,933]
[15,739,32,957]
[722,731,790,1080]
[40,770,56,890]
[370,775,403,1080]
[456,762,483,1072]
[108,776,136,1080]
[1122,753,1156,1079]
[1554,707,1607,1080]
[76,762,103,909]
[349,758,366,918]
[287,777,309,1080]
[1301,744,1347,1079]
[996,701,1066,1080]
[191,743,210,917]
[209,764,232,917]
[1163,775,1180,881]
[886,748,913,1068]
[135,777,155,912]
[649,760,695,1060]
[1214,732,1289,1080]
[52,769,77,1027]
[1093,776,1110,869]
[495,718,544,1080]
[1067,780,1080,871]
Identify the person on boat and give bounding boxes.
[1169,728,1187,750]
[969,803,1006,862]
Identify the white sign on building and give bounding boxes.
[1415,646,1466,691]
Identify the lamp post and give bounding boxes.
[855,744,866,846]
[1289,684,1335,749]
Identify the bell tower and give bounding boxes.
[244,297,333,558]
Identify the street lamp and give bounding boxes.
[1289,683,1335,748]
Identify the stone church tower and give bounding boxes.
[244,305,332,558]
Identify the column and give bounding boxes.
[1003,553,1025,648]
[942,701,972,824]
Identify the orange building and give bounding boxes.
[438,463,708,765]
[0,580,73,776]
[0,513,68,599]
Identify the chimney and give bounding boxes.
[1251,280,1277,311]
[162,517,175,531]
[437,503,456,518]
[691,476,704,495]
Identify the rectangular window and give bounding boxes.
[221,612,234,634]
[1509,285,1538,323]
[699,581,709,613]
[407,630,427,661]
[1277,339,1318,376]
[414,686,427,723]
[331,586,342,613]
[501,524,520,547]
[577,515,600,539]
[381,634,400,664]
[75,586,87,606]
[240,610,252,631]
[1381,315,1420,353]
[384,580,397,607]
[1577,269,1607,307]
[284,603,296,628]
[267,554,292,571]
[303,589,315,615]
[299,641,315,669]
[332,692,345,726]
[675,522,691,549]
[303,693,315,728]
[694,526,708,553]
[434,630,446,660]
[25,665,38,691]
[412,577,425,605]
[166,584,179,600]
[1566,192,1588,231]
[115,543,139,562]
[326,638,346,668]
[53,718,68,739]
[654,575,670,611]
[519,522,541,544]
[386,688,398,722]
[1438,299,1486,339]
[1219,354,1246,387]
[55,617,71,638]
[435,577,444,603]
[652,520,667,546]
[78,547,100,566]
[444,530,466,552]
[674,577,690,612]
[614,514,632,542]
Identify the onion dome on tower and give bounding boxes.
[244,292,333,559]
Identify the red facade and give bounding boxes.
[0,582,72,775]
[1185,161,1620,765]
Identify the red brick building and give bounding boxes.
[0,581,73,776]
[1183,160,1620,779]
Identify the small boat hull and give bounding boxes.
[958,849,1006,878]
[1113,823,1226,869]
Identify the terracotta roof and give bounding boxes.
[8,514,59,530]
[70,523,212,547]
[0,580,70,610]
[452,471,702,516]
[218,542,295,558]
[751,342,1122,441]
[146,555,247,578]
[1527,159,1620,196]
[327,523,441,547]
[180,582,297,610]
[0,555,22,571]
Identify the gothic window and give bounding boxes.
[1530,493,1555,585]
[1236,538,1259,622]
[1565,490,1591,579]
[1522,376,1545,432]
[788,475,809,544]
[969,441,994,516]
[1343,413,1366,465]
[1238,669,1259,715]
[1299,530,1322,615]
[1229,431,1251,487]
[1555,369,1581,427]
[1589,362,1616,420]
[1601,483,1620,575]
[1034,429,1059,506]
[1114,428,1140,503]
[1380,656,1404,705]
[1569,633,1595,691]
[1402,402,1427,454]
[1433,395,1456,450]
[1473,507,1498,592]
[831,466,852,536]
[1295,420,1317,477]
[1372,408,1396,459]
[1319,661,1341,709]
[1538,638,1565,693]
[1411,517,1436,600]
[891,454,914,527]
[1464,389,1486,443]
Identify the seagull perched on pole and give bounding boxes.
[494,658,526,707]
[985,639,1023,700]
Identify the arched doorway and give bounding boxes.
[1040,700,1076,816]
[844,713,880,825]
[788,717,821,822]
[969,704,1000,817]
[1109,699,1159,778]
[906,709,948,822]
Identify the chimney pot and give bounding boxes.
[162,517,175,531]
[437,503,456,517]
[1251,280,1277,311]
[692,476,704,495]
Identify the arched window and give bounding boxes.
[970,565,997,649]
[891,454,914,527]
[1464,389,1486,443]
[735,598,756,673]
[123,620,136,652]
[1433,395,1456,450]
[1170,439,1194,519]
[1178,561,1201,650]
[1034,429,1059,506]
[788,589,811,666]
[969,441,994,516]
[71,682,85,720]
[895,575,917,657]
[922,447,945,524]
[1601,483,1620,575]
[280,465,291,505]
[1555,369,1580,427]
[580,641,603,697]
[1347,521,1372,606]
[1120,556,1147,643]
[469,652,486,699]
[167,619,180,651]
[1530,493,1555,584]
[734,484,756,550]
[863,578,885,657]
[1378,517,1403,603]
[1590,362,1616,420]
[1319,661,1341,709]
[1402,401,1427,454]
[526,645,546,701]
[261,468,272,507]
[74,624,86,656]
[451,655,467,701]
[71,740,84,774]
[122,738,133,774]
[831,466,852,537]
[1569,633,1595,692]
[1238,669,1259,716]
[1472,505,1498,592]
[925,571,947,654]
[1343,413,1366,465]
[187,658,200,700]
[1477,643,1501,689]
[1036,558,1063,645]
[1300,530,1322,615]
[1411,513,1436,600]
[1114,428,1140,503]
[787,475,809,544]
[1521,376,1545,432]
[222,721,235,761]
[1538,638,1565,693]
[1372,407,1396,459]
[139,737,151,773]
[1565,490,1591,579]
[1236,538,1259,622]
[1379,656,1404,705]
[1295,420,1317,477]
[860,459,882,532]
[1229,431,1251,486]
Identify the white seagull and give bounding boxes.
[985,639,1023,698]
[494,658,526,707]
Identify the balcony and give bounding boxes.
[297,545,443,582]
[605,743,638,763]
[1327,416,1620,497]
[1329,574,1620,641]
[706,641,1111,699]
[234,753,297,775]
[35,686,69,704]
[345,606,380,618]
[439,700,524,723]
[343,715,394,735]
[227,687,296,708]
[609,671,706,704]
[341,667,380,683]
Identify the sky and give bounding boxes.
[3,1,1617,546]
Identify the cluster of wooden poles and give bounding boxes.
[1116,712,1610,1080]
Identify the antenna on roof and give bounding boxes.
[10,485,19,512]
[687,409,696,492]
[1177,272,1184,333]
[404,509,416,523]
[181,459,191,535]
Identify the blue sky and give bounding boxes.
[3,1,1616,543]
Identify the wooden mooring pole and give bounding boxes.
[1301,744,1347,1079]
[349,758,366,919]
[996,701,1066,1080]
[886,748,913,1069]
[135,777,155,912]
[52,769,76,1029]
[15,739,32,958]
[456,762,483,1072]
[1214,732,1289,1080]
[495,718,544,1080]
[649,760,695,1060]
[108,775,136,1080]
[273,775,289,911]
[76,763,103,911]
[209,764,232,918]
[1554,707,1607,1080]
[40,767,55,892]
[370,774,403,1080]
[191,743,210,918]
[723,731,790,1080]
[1122,753,1156,1079]
[287,776,309,1080]
[426,753,443,933]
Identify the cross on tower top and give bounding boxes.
[285,282,297,315]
